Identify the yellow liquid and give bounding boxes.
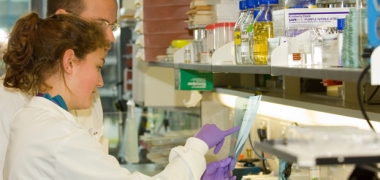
[253,21,273,65]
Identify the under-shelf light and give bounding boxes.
[214,92,380,130]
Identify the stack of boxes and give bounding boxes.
[143,0,193,61]
[211,1,240,23]
[188,0,213,26]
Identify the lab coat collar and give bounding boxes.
[27,96,83,128]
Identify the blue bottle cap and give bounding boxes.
[259,0,278,5]
[337,18,345,30]
[254,0,260,7]
[246,0,255,8]
[239,0,247,10]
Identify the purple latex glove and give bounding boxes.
[201,157,237,180]
[195,124,240,154]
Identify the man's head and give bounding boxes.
[47,0,118,42]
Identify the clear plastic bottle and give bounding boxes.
[252,0,277,65]
[234,0,248,64]
[240,0,258,64]
[125,100,140,163]
[206,24,215,57]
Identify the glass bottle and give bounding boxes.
[252,0,277,65]
[234,0,248,64]
[184,46,191,63]
[239,0,258,64]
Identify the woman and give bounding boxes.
[2,12,238,179]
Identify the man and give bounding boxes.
[0,0,117,179]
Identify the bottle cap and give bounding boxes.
[206,24,215,30]
[254,0,260,7]
[239,0,247,10]
[337,18,345,31]
[215,22,225,27]
[246,0,255,8]
[259,0,278,5]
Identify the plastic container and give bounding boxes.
[228,22,236,43]
[171,39,191,49]
[337,18,345,66]
[216,22,227,49]
[206,24,216,57]
[125,100,140,163]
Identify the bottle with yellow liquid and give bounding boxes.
[234,0,248,64]
[239,0,259,65]
[252,0,277,65]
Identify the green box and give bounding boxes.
[175,69,214,91]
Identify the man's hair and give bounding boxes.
[47,0,86,17]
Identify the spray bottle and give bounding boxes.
[125,100,140,163]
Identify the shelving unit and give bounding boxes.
[143,61,379,121]
[212,64,271,74]
[271,66,370,83]
[174,63,212,71]
[146,61,369,82]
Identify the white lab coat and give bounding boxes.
[0,76,105,180]
[4,97,207,180]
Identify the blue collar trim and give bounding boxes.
[37,93,68,111]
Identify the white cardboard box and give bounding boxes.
[273,8,350,37]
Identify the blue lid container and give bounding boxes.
[239,0,247,10]
[337,18,345,31]
[259,0,279,5]
[254,0,260,7]
[246,0,256,8]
